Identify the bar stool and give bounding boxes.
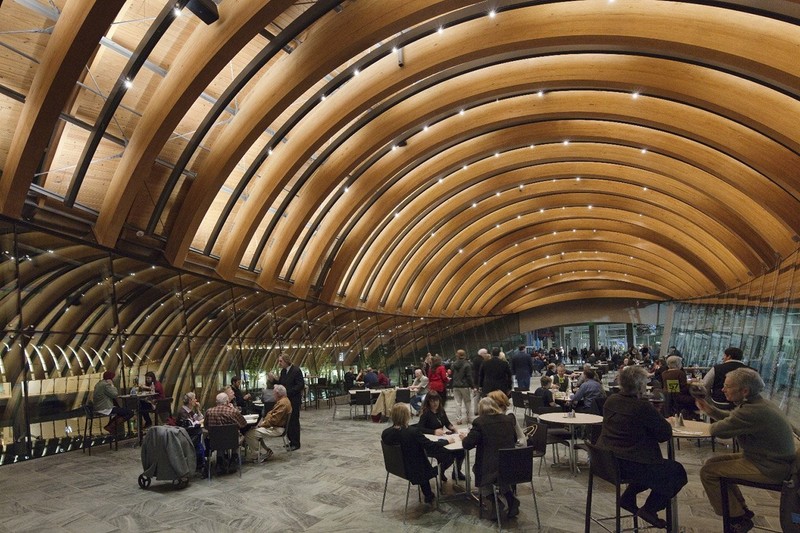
[584,442,642,532]
[82,401,117,455]
[720,477,783,533]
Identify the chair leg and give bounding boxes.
[381,472,389,512]
[540,456,553,491]
[530,480,541,528]
[721,477,732,533]
[615,481,621,533]
[585,472,593,533]
[403,481,410,525]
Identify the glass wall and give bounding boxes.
[0,220,496,464]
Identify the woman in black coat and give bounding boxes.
[418,391,465,481]
[381,403,454,503]
[462,397,519,518]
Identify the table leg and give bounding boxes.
[569,425,577,475]
[668,437,679,532]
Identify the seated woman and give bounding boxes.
[381,403,455,504]
[418,391,465,481]
[462,397,520,519]
[486,390,526,444]
[597,366,687,528]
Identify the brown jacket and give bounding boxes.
[260,396,291,428]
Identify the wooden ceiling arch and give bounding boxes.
[0,0,799,323]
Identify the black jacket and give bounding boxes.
[596,392,672,464]
[480,357,512,395]
[381,426,447,485]
[462,413,517,486]
[278,365,305,403]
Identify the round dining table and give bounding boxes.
[538,412,603,474]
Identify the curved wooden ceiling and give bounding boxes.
[1,0,799,318]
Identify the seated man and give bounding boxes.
[696,368,799,533]
[92,371,133,434]
[408,369,429,414]
[597,366,687,528]
[660,355,697,418]
[204,391,248,472]
[569,369,605,413]
[230,376,253,413]
[245,385,292,462]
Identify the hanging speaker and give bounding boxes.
[186,0,219,25]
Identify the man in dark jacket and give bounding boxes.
[269,353,305,450]
[479,348,512,396]
[510,345,533,390]
[471,348,487,412]
[597,366,687,528]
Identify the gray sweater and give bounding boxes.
[708,394,799,480]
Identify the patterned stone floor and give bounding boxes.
[0,401,783,532]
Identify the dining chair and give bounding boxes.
[154,397,173,425]
[206,424,242,481]
[480,446,540,531]
[584,442,643,533]
[81,401,117,456]
[510,390,527,417]
[353,390,373,419]
[381,442,438,524]
[394,388,411,404]
[331,394,352,419]
[523,419,553,491]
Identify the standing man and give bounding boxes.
[703,347,751,404]
[479,347,512,396]
[450,350,473,424]
[510,344,533,390]
[470,348,487,413]
[270,354,305,451]
[696,368,799,533]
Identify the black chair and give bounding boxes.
[256,425,290,462]
[206,424,242,481]
[381,442,438,524]
[331,394,351,419]
[154,397,173,425]
[720,477,784,533]
[82,401,117,455]
[584,443,642,533]
[353,390,373,419]
[510,390,528,417]
[479,446,540,531]
[395,388,411,404]
[523,416,553,490]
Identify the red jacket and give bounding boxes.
[427,365,449,394]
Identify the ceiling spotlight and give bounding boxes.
[186,0,219,24]
[489,10,496,18]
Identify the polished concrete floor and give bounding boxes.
[0,400,784,532]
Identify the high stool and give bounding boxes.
[584,442,642,532]
[82,402,117,455]
[720,477,783,533]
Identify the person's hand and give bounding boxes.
[695,398,711,414]
[244,393,251,400]
[446,436,455,444]
[434,428,445,436]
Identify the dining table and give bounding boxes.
[118,392,157,445]
[666,418,714,533]
[424,428,475,502]
[538,412,603,474]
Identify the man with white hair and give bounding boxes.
[245,384,292,462]
[204,391,247,433]
[696,368,799,533]
[408,368,429,414]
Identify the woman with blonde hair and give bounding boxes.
[381,403,454,504]
[486,390,526,444]
[462,397,520,519]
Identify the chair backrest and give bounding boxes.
[207,424,240,454]
[317,377,328,386]
[354,390,373,405]
[497,446,534,486]
[395,389,411,403]
[155,397,172,417]
[523,421,549,455]
[83,401,95,416]
[333,394,351,406]
[585,442,624,485]
[381,442,408,480]
[511,390,526,409]
[527,394,544,412]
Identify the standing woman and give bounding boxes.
[462,397,520,519]
[427,355,450,407]
[382,403,455,504]
[418,391,465,481]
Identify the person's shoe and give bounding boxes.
[288,444,301,451]
[423,493,435,504]
[728,515,754,533]
[258,447,274,463]
[741,508,755,520]
[507,494,521,518]
[636,508,667,529]
[456,418,463,425]
[455,470,466,481]
[440,472,448,482]
[619,492,638,515]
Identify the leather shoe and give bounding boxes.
[288,444,301,451]
[637,508,667,529]
[728,516,754,533]
[455,470,466,481]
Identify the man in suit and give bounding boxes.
[269,353,305,450]
[479,347,512,396]
[510,344,533,390]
